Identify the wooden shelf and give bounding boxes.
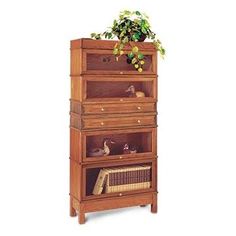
[69,38,158,224]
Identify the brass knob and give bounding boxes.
[119,156,123,159]
[137,106,141,110]
[100,122,104,126]
[120,71,123,75]
[137,120,141,123]
[120,99,123,102]
[119,193,122,196]
[101,108,104,111]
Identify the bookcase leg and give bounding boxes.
[140,205,147,207]
[78,212,85,224]
[70,197,77,217]
[151,202,157,213]
[151,193,157,213]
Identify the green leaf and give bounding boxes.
[119,14,124,20]
[119,43,124,49]
[113,48,119,55]
[141,28,147,34]
[138,53,144,59]
[132,34,137,40]
[135,11,141,16]
[108,32,113,39]
[134,33,140,40]
[128,52,134,59]
[160,47,166,56]
[126,20,131,26]
[119,31,125,38]
[91,33,101,40]
[151,35,155,40]
[123,36,129,43]
[124,10,131,15]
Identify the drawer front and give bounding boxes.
[82,103,156,114]
[82,115,156,129]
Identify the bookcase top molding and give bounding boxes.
[71,38,157,51]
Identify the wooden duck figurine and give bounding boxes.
[88,139,115,157]
[125,85,145,98]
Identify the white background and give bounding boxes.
[0,0,236,235]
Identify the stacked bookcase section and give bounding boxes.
[70,38,158,224]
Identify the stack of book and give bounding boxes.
[93,165,151,195]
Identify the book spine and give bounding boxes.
[100,165,152,194]
[118,168,122,192]
[93,169,106,195]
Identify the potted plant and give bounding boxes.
[91,10,165,72]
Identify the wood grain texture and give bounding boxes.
[73,192,155,212]
[70,160,82,201]
[71,38,156,51]
[81,102,156,115]
[70,112,157,130]
[151,192,158,213]
[69,38,158,224]
[70,196,76,217]
[80,49,156,75]
[70,49,82,75]
[70,128,81,162]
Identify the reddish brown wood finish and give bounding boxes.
[71,38,156,51]
[70,38,158,224]
[70,111,157,130]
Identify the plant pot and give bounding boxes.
[138,34,146,42]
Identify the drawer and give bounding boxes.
[82,103,156,114]
[70,113,156,130]
[82,114,156,130]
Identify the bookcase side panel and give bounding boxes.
[71,76,83,101]
[70,48,82,76]
[70,128,82,162]
[70,160,82,201]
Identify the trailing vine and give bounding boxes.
[91,10,165,72]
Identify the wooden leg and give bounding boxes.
[151,193,157,213]
[78,212,85,224]
[140,205,147,207]
[70,197,76,217]
[151,202,157,213]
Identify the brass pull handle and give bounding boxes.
[137,106,141,110]
[120,71,123,75]
[101,108,104,111]
[120,99,124,102]
[137,120,141,123]
[100,122,104,126]
[119,193,122,196]
[119,156,123,159]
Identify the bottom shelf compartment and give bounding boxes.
[85,162,153,198]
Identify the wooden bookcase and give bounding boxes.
[70,38,158,224]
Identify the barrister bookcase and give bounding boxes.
[70,38,158,224]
